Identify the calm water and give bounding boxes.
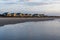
[0,19,60,40]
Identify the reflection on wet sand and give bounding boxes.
[0,19,60,40]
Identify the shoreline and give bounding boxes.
[0,18,54,26]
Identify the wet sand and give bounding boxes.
[0,18,54,26]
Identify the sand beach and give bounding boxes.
[0,18,54,26]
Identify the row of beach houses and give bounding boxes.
[0,12,46,17]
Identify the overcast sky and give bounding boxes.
[0,0,60,15]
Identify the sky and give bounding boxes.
[0,0,60,15]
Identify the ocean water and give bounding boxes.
[0,19,60,40]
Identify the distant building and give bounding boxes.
[2,12,45,17]
[32,14,45,17]
[3,12,8,16]
[22,14,32,17]
[28,14,32,17]
[11,13,16,17]
[7,12,11,16]
[23,14,29,17]
[16,13,20,16]
[20,13,24,17]
[39,14,45,17]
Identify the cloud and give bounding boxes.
[0,0,18,4]
[0,0,60,16]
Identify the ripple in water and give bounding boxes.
[0,19,60,40]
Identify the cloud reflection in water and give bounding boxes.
[0,20,60,40]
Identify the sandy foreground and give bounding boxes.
[0,18,54,26]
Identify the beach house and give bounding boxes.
[32,14,44,17]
